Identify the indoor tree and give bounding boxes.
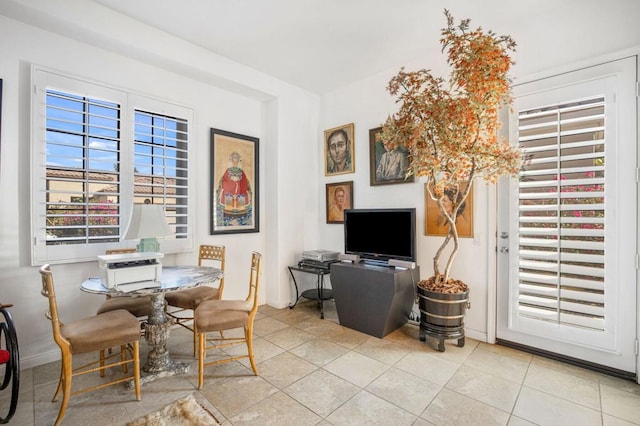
[381,10,523,293]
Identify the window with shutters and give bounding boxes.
[133,111,189,239]
[517,97,605,331]
[43,90,122,246]
[31,67,193,265]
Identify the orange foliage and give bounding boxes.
[381,10,523,287]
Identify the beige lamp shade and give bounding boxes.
[123,204,173,252]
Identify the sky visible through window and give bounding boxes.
[46,90,120,172]
[44,89,189,244]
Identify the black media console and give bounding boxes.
[329,261,419,338]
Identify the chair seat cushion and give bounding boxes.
[195,299,252,333]
[164,286,219,310]
[198,299,252,313]
[97,295,153,318]
[62,309,140,354]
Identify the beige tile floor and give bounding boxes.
[5,299,640,425]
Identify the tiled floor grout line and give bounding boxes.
[13,300,640,425]
[269,304,640,425]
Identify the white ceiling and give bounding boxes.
[3,0,638,94]
[91,0,577,94]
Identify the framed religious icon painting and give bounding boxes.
[326,181,353,224]
[425,182,474,238]
[369,126,414,186]
[324,123,355,176]
[210,128,259,234]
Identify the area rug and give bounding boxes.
[128,393,221,426]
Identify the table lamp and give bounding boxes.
[123,204,173,252]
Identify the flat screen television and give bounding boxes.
[343,208,416,265]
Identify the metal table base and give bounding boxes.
[288,265,332,319]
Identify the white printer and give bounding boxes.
[97,252,163,289]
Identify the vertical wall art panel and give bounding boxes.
[210,128,259,234]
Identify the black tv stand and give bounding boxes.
[330,262,419,338]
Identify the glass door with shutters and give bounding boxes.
[497,57,637,375]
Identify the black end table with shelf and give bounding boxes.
[287,264,333,319]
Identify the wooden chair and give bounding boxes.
[195,251,261,390]
[96,248,153,322]
[39,264,141,425]
[165,245,225,356]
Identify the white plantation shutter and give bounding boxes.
[43,89,123,246]
[499,57,636,372]
[517,97,606,331]
[31,67,193,264]
[133,110,189,239]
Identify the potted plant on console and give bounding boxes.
[381,10,523,351]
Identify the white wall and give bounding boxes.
[318,2,640,342]
[2,0,639,369]
[319,63,494,341]
[0,2,319,369]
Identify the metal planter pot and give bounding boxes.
[417,286,469,351]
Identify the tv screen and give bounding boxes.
[343,208,416,264]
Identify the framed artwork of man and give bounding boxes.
[324,123,355,176]
[425,182,474,238]
[326,181,353,224]
[369,126,414,186]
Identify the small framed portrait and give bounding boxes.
[210,128,259,235]
[324,123,355,176]
[369,126,414,186]
[425,182,474,238]
[326,181,353,224]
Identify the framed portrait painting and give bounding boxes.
[425,182,474,238]
[326,181,353,224]
[324,123,355,176]
[369,126,414,186]
[210,128,259,234]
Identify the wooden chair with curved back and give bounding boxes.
[96,248,154,322]
[39,264,141,425]
[195,251,261,390]
[165,244,225,356]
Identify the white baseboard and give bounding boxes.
[465,328,488,343]
[21,349,60,370]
